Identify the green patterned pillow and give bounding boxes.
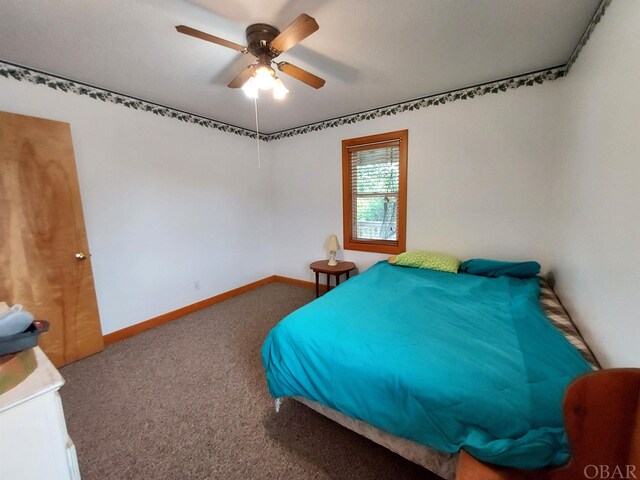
[388,251,460,273]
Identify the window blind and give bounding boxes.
[348,140,401,243]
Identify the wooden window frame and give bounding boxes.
[342,129,408,254]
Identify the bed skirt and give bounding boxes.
[292,396,459,479]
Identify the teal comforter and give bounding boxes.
[261,261,591,468]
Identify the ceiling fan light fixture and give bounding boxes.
[241,76,259,99]
[272,77,289,100]
[254,65,275,90]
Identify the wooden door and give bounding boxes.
[0,111,104,366]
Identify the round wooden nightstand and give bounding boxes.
[309,260,356,298]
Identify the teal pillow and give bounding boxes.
[460,259,540,279]
[389,251,460,273]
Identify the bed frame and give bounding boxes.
[456,368,640,480]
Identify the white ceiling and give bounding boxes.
[0,0,600,133]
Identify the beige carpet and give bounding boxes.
[60,282,436,479]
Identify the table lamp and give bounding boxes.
[327,234,340,266]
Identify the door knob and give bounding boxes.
[75,252,88,261]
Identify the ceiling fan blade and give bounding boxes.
[228,66,255,88]
[175,25,248,53]
[270,14,319,52]
[277,62,325,89]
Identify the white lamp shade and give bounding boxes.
[241,77,259,98]
[327,234,340,251]
[254,66,275,90]
[272,77,289,100]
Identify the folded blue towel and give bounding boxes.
[0,307,34,337]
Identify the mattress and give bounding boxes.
[285,279,598,480]
[539,279,598,369]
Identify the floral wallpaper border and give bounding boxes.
[0,0,609,142]
[0,61,261,139]
[566,0,612,72]
[265,67,566,141]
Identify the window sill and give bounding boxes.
[344,240,405,255]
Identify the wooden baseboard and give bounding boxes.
[103,274,330,346]
[273,275,312,289]
[103,275,277,345]
[273,275,329,293]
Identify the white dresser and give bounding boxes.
[0,347,81,480]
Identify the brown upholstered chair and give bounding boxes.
[456,368,640,480]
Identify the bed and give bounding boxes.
[261,261,598,479]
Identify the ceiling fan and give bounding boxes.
[176,14,325,100]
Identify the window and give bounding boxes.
[342,130,408,254]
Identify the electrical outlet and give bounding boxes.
[194,281,200,291]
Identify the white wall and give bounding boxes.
[548,0,640,368]
[0,78,274,334]
[270,81,565,281]
[269,1,640,369]
[2,1,638,368]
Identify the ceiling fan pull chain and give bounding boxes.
[254,96,261,169]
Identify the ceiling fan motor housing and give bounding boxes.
[246,23,281,62]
